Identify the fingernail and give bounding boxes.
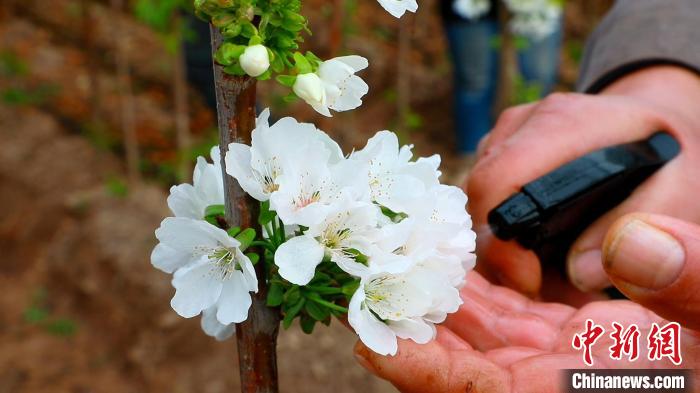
[568,249,610,291]
[604,219,685,289]
[354,346,377,375]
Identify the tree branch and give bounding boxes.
[209,25,281,393]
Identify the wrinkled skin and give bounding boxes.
[354,270,700,393]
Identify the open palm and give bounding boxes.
[354,272,699,393]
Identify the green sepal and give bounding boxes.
[282,93,298,103]
[205,204,225,217]
[267,281,284,306]
[227,226,242,238]
[235,228,256,250]
[248,35,263,46]
[341,280,361,298]
[293,52,312,74]
[215,42,244,66]
[223,62,246,76]
[258,201,276,226]
[245,252,260,266]
[257,69,272,81]
[276,74,296,87]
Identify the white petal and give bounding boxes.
[390,318,435,344]
[216,272,253,324]
[376,0,418,17]
[334,253,370,278]
[225,143,268,201]
[155,217,234,253]
[167,184,203,219]
[151,243,190,274]
[236,248,259,292]
[201,306,235,341]
[274,235,325,285]
[171,257,223,318]
[348,289,398,356]
[335,55,368,72]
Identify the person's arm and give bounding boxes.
[578,0,700,93]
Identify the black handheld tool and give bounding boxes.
[488,132,681,286]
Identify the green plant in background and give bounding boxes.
[23,288,78,338]
[512,74,543,104]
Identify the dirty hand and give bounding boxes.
[355,221,700,393]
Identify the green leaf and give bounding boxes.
[267,282,284,307]
[249,35,263,46]
[300,314,316,334]
[235,228,256,250]
[258,201,276,226]
[341,280,361,298]
[246,252,260,265]
[282,298,305,329]
[227,226,242,237]
[223,62,246,76]
[205,204,225,217]
[24,307,48,324]
[283,285,301,305]
[275,74,297,87]
[215,42,244,66]
[305,299,329,321]
[293,52,311,74]
[46,318,78,337]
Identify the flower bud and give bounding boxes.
[239,45,270,77]
[293,73,325,105]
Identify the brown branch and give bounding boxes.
[209,25,281,393]
[494,3,518,114]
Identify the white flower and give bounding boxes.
[167,146,224,220]
[349,131,441,214]
[294,56,369,117]
[293,73,326,112]
[376,0,418,18]
[452,0,490,20]
[225,108,343,202]
[152,217,257,324]
[274,198,378,285]
[201,306,235,341]
[401,184,477,264]
[348,268,442,356]
[239,44,270,77]
[269,155,370,228]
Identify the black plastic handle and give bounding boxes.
[488,132,680,274]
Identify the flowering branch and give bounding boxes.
[210,25,281,393]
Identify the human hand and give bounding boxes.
[466,66,700,296]
[353,271,699,393]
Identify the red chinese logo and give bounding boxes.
[572,320,682,366]
[647,322,682,365]
[572,319,605,366]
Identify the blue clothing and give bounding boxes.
[444,17,563,153]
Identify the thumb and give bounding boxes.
[602,213,700,329]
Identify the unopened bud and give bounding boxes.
[239,45,270,77]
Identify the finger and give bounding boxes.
[568,144,700,291]
[353,335,510,393]
[602,213,700,329]
[476,102,538,160]
[475,224,542,295]
[467,93,670,294]
[443,272,575,351]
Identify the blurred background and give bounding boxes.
[0,0,613,391]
